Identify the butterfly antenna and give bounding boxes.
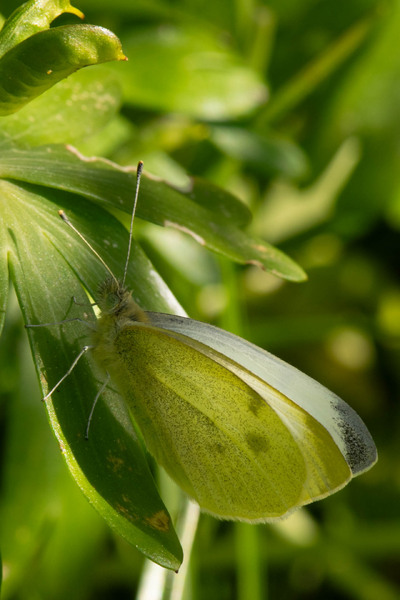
[58,211,119,286]
[122,160,143,288]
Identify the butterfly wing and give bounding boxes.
[146,313,377,477]
[106,314,374,522]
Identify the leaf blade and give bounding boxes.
[0,24,126,116]
[0,145,306,281]
[1,179,183,570]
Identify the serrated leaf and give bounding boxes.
[0,145,306,280]
[0,179,183,570]
[0,24,126,116]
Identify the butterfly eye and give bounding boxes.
[106,292,119,310]
[97,290,120,313]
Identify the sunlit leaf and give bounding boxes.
[0,68,122,147]
[0,145,305,280]
[0,24,126,115]
[0,0,84,58]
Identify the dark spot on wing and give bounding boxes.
[213,442,226,455]
[246,433,269,454]
[248,396,262,416]
[333,399,377,474]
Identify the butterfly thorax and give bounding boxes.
[92,277,148,371]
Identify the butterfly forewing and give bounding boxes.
[145,312,377,477]
[100,318,350,521]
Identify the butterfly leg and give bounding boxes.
[26,317,95,329]
[72,296,97,308]
[43,345,94,400]
[85,372,111,440]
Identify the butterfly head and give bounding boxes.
[97,277,148,323]
[97,277,130,313]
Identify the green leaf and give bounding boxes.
[0,179,183,570]
[0,24,126,116]
[117,25,267,120]
[0,145,306,280]
[255,138,361,243]
[0,67,122,147]
[322,5,400,139]
[210,126,309,179]
[0,0,84,58]
[257,13,375,126]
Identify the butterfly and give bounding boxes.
[43,162,378,521]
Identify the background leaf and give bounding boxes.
[1,0,397,597]
[116,25,267,120]
[0,24,126,115]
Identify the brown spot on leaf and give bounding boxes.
[146,510,170,532]
[253,243,269,253]
[115,503,131,518]
[247,259,265,270]
[107,454,124,472]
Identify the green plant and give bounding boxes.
[0,0,307,574]
[1,1,396,599]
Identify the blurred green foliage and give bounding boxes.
[0,0,399,598]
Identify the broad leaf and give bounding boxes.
[0,179,183,570]
[0,68,122,147]
[0,0,84,57]
[0,24,126,115]
[0,145,306,281]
